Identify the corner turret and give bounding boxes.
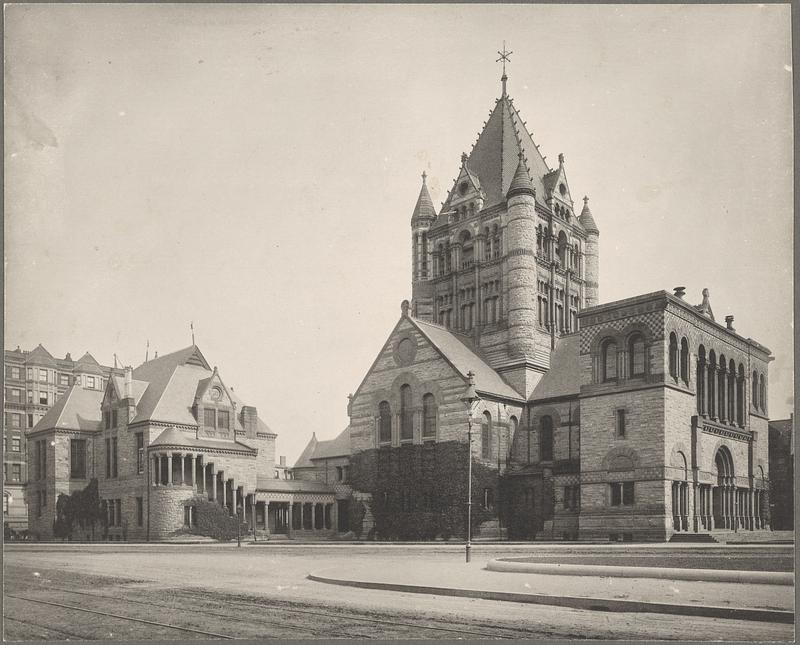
[580,196,600,307]
[410,172,436,320]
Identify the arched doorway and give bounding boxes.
[713,447,735,529]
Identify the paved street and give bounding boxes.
[3,543,794,641]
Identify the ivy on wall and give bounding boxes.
[348,441,502,541]
[52,478,106,541]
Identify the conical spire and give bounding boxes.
[411,171,436,223]
[579,196,599,234]
[506,153,535,199]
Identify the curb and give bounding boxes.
[307,572,794,624]
[487,559,795,586]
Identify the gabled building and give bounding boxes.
[297,67,775,542]
[3,345,120,532]
[27,346,337,540]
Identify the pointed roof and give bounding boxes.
[130,345,212,425]
[26,344,57,367]
[411,172,437,223]
[75,351,105,375]
[309,427,351,460]
[293,432,319,468]
[529,333,581,401]
[31,385,103,433]
[443,93,551,210]
[506,153,536,199]
[411,318,523,401]
[579,196,599,234]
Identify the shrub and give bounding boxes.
[191,499,246,541]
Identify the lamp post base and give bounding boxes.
[465,542,471,563]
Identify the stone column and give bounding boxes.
[264,502,271,536]
[311,503,316,532]
[231,481,237,515]
[287,502,293,538]
[209,466,217,501]
[221,474,227,508]
[151,454,159,486]
[332,500,338,533]
[167,453,173,485]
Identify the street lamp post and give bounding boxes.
[460,371,478,564]
[236,504,243,548]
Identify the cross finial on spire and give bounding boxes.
[496,41,512,96]
[190,321,195,345]
[421,170,427,184]
[583,196,589,205]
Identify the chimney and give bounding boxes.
[124,366,133,399]
[673,286,686,299]
[241,405,258,438]
[280,455,286,467]
[725,315,735,332]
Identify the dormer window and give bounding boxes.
[218,410,230,430]
[459,181,468,196]
[559,183,566,196]
[204,408,216,428]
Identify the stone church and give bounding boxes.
[298,67,774,541]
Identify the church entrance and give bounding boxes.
[713,447,735,529]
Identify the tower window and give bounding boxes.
[481,411,491,459]
[422,393,437,440]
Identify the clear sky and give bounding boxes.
[5,4,793,463]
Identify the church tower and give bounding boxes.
[407,52,598,398]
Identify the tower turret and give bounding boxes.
[502,153,542,397]
[410,172,436,320]
[580,196,600,307]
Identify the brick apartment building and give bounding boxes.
[26,346,338,540]
[295,68,775,541]
[3,345,120,532]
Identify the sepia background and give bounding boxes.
[5,3,793,463]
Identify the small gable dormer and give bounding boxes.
[444,154,485,222]
[194,367,236,440]
[101,377,121,429]
[543,154,575,223]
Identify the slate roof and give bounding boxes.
[506,154,536,199]
[255,477,334,494]
[130,346,212,425]
[110,375,149,404]
[149,426,256,453]
[293,433,319,469]
[411,174,436,223]
[31,385,103,433]
[411,318,523,401]
[310,427,351,460]
[442,93,551,212]
[529,333,581,401]
[579,197,599,234]
[26,344,57,367]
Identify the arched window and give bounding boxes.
[629,333,645,377]
[708,351,716,416]
[736,364,745,425]
[492,224,501,259]
[557,231,568,267]
[728,359,736,422]
[717,354,727,422]
[400,384,413,441]
[484,228,491,260]
[602,339,618,381]
[668,333,678,379]
[680,338,689,384]
[540,415,554,462]
[378,401,392,444]
[422,393,436,440]
[481,411,492,459]
[752,370,759,410]
[697,345,706,415]
[536,226,543,253]
[759,374,766,414]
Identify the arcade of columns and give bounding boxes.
[669,353,768,533]
[149,451,335,535]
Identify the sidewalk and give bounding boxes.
[308,556,794,623]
